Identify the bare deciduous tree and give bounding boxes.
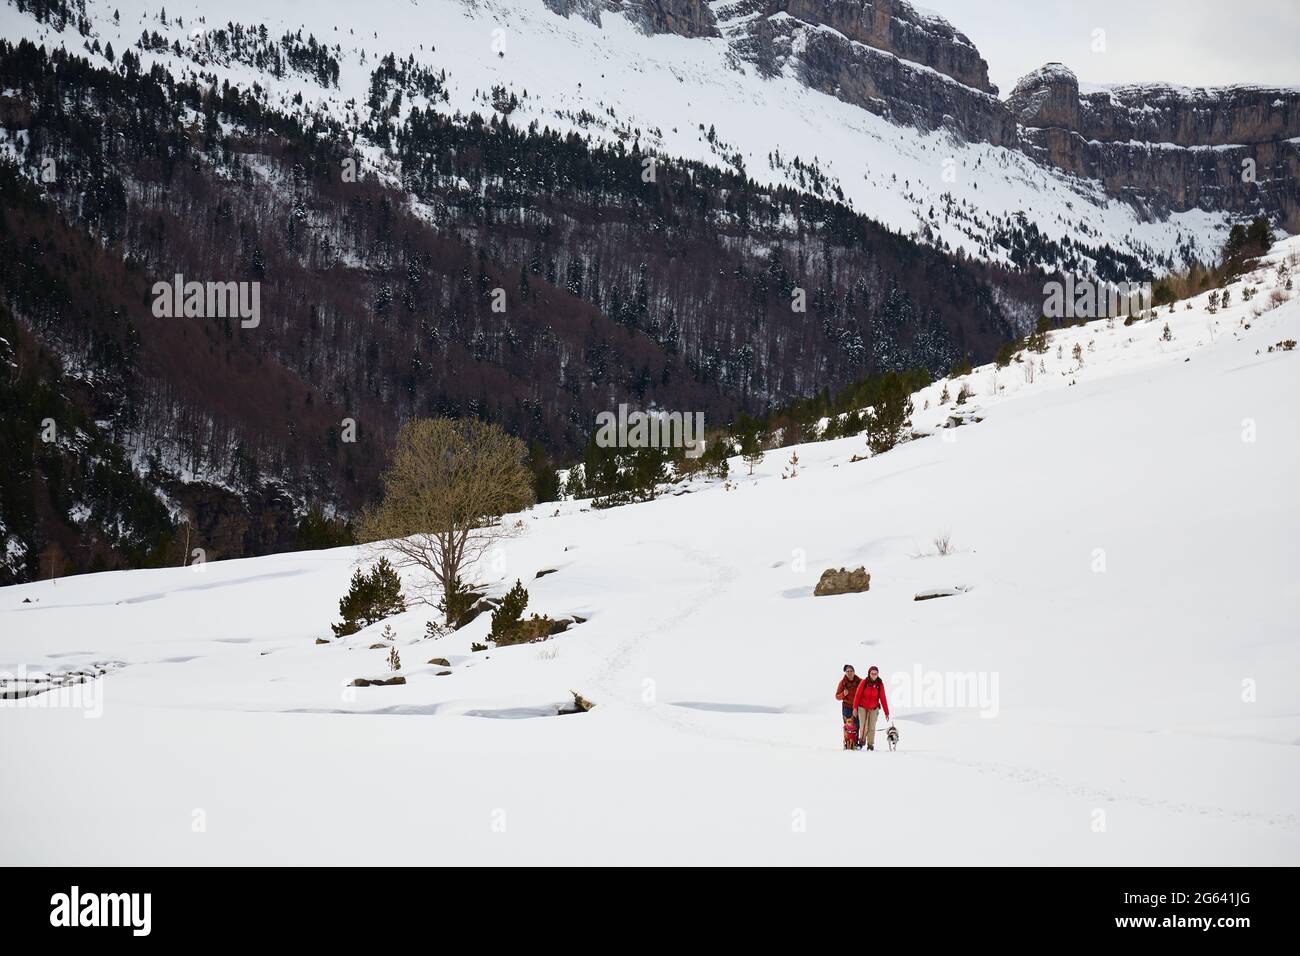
[359,418,534,620]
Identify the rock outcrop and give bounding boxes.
[793,24,1014,144]
[722,0,1011,143]
[814,566,871,596]
[350,675,406,686]
[710,3,1300,230]
[636,0,720,37]
[785,0,995,92]
[1010,63,1300,229]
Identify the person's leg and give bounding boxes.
[866,707,880,748]
[856,706,868,745]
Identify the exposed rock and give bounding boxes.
[535,568,559,579]
[427,657,451,667]
[453,594,493,630]
[635,0,720,38]
[367,643,388,650]
[559,690,597,714]
[350,675,406,686]
[1010,63,1300,229]
[715,0,1300,229]
[944,411,983,428]
[794,26,1014,144]
[493,614,560,647]
[814,566,871,596]
[914,585,971,601]
[159,480,300,563]
[542,0,608,26]
[786,0,995,92]
[435,670,453,676]
[314,638,330,645]
[493,613,589,646]
[1006,63,1080,130]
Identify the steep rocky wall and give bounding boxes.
[1080,85,1300,148]
[1010,63,1300,229]
[794,23,1014,144]
[636,0,720,37]
[785,0,995,92]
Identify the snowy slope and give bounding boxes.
[0,0,1234,272]
[2,241,1297,865]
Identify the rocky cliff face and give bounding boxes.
[1010,63,1300,230]
[716,0,1299,232]
[792,22,1014,144]
[636,0,720,37]
[718,0,1011,143]
[784,0,995,92]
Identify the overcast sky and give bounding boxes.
[918,0,1300,94]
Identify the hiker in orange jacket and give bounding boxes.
[836,664,864,750]
[835,664,863,747]
[851,665,891,750]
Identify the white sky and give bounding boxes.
[918,0,1300,94]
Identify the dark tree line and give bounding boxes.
[0,37,1043,580]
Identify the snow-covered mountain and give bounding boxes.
[5,0,1295,272]
[3,238,1297,864]
[0,0,1295,583]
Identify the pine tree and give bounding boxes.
[1026,317,1050,354]
[331,557,406,636]
[436,575,475,629]
[629,445,668,499]
[865,371,914,455]
[490,579,529,640]
[736,420,764,476]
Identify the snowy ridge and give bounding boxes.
[3,239,1298,864]
[0,0,1238,271]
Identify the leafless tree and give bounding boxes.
[359,418,534,619]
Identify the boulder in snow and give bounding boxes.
[814,567,871,596]
[350,675,406,687]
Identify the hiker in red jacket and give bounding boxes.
[851,665,891,750]
[835,664,863,749]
